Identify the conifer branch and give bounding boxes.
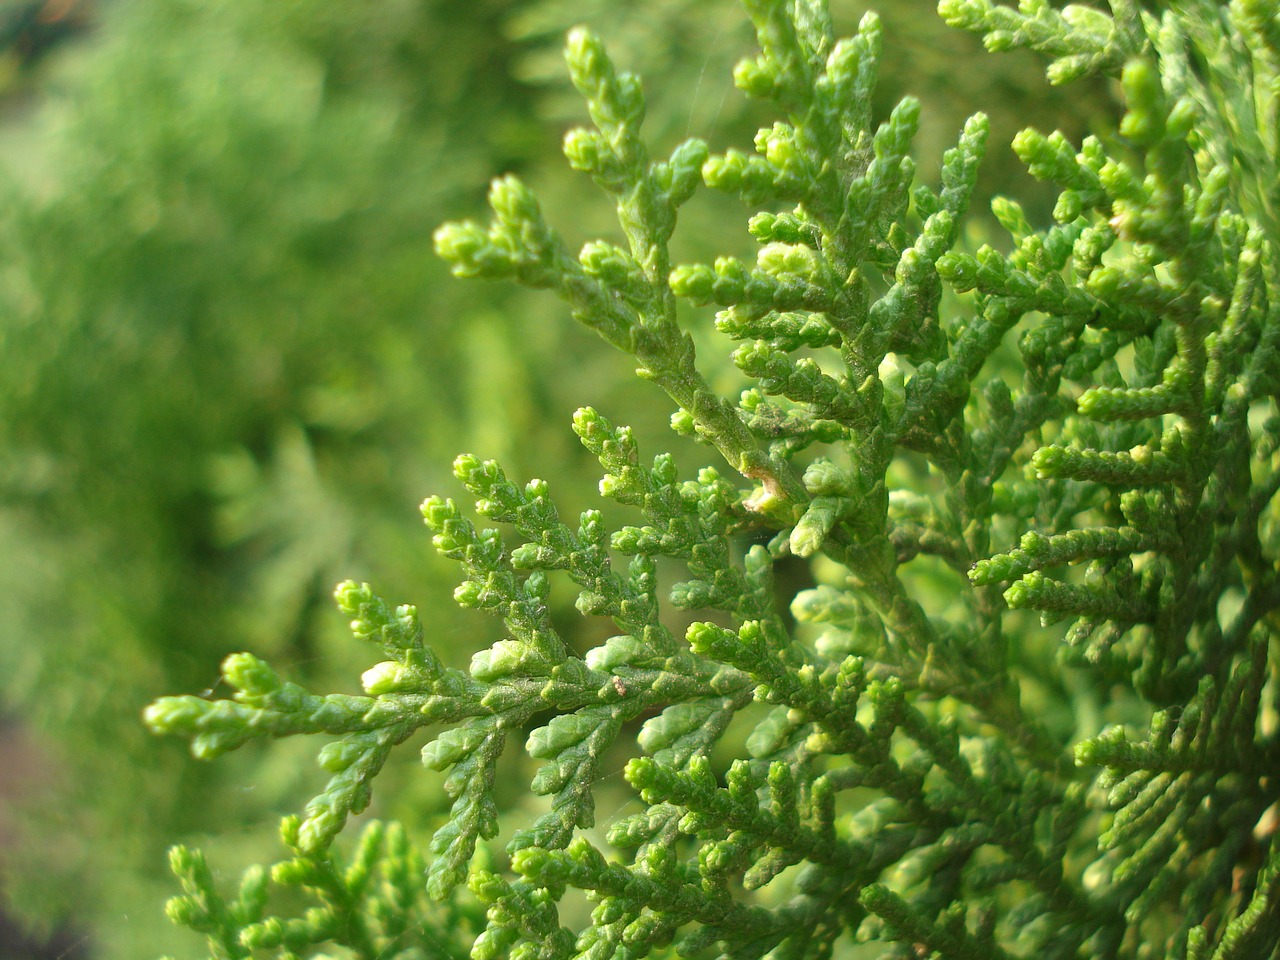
[146,2,1280,957]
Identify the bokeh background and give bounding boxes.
[0,1,1113,956]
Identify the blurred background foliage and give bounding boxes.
[0,0,1113,956]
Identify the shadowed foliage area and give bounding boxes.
[1,1,1130,957]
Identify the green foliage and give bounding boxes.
[147,0,1280,958]
[162,816,481,960]
[0,0,653,948]
[0,2,1103,950]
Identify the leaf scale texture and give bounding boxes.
[147,1,1280,958]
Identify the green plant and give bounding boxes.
[0,0,636,948]
[145,0,1280,956]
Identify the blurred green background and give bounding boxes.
[0,1,1111,956]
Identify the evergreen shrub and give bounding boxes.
[147,1,1280,956]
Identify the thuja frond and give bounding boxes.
[148,2,1280,958]
[159,817,479,960]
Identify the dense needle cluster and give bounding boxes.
[146,1,1280,957]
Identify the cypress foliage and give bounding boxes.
[0,0,573,949]
[147,1,1280,957]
